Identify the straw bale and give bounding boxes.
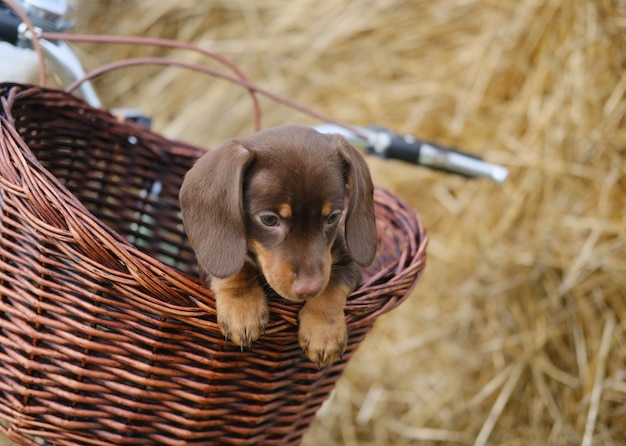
[4,0,626,444]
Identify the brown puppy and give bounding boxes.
[179,125,377,366]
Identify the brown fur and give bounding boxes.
[179,124,377,366]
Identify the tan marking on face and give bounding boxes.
[322,201,332,218]
[278,203,292,219]
[249,239,296,300]
[249,238,333,302]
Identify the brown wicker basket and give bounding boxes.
[0,83,427,446]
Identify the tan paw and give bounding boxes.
[214,282,269,350]
[298,302,348,367]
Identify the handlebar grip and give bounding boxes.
[384,133,423,164]
[382,136,480,177]
[0,7,21,46]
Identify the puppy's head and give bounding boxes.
[179,125,377,301]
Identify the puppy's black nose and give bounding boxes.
[293,277,324,300]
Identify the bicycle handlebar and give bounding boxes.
[314,124,508,184]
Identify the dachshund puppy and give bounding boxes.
[179,125,377,366]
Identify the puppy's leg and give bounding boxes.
[212,262,269,349]
[298,283,350,367]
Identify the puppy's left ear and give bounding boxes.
[179,141,255,279]
[334,134,378,266]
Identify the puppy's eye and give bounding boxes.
[326,211,342,225]
[259,213,280,227]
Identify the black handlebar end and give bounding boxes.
[0,7,21,46]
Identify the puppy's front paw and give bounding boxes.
[298,301,348,368]
[214,280,269,350]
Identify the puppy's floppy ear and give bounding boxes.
[179,140,255,278]
[334,134,378,266]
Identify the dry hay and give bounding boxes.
[6,0,626,444]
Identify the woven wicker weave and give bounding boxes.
[0,83,427,446]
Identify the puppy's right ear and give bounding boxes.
[179,140,255,279]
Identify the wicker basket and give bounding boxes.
[0,83,427,445]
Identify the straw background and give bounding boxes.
[3,0,626,444]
